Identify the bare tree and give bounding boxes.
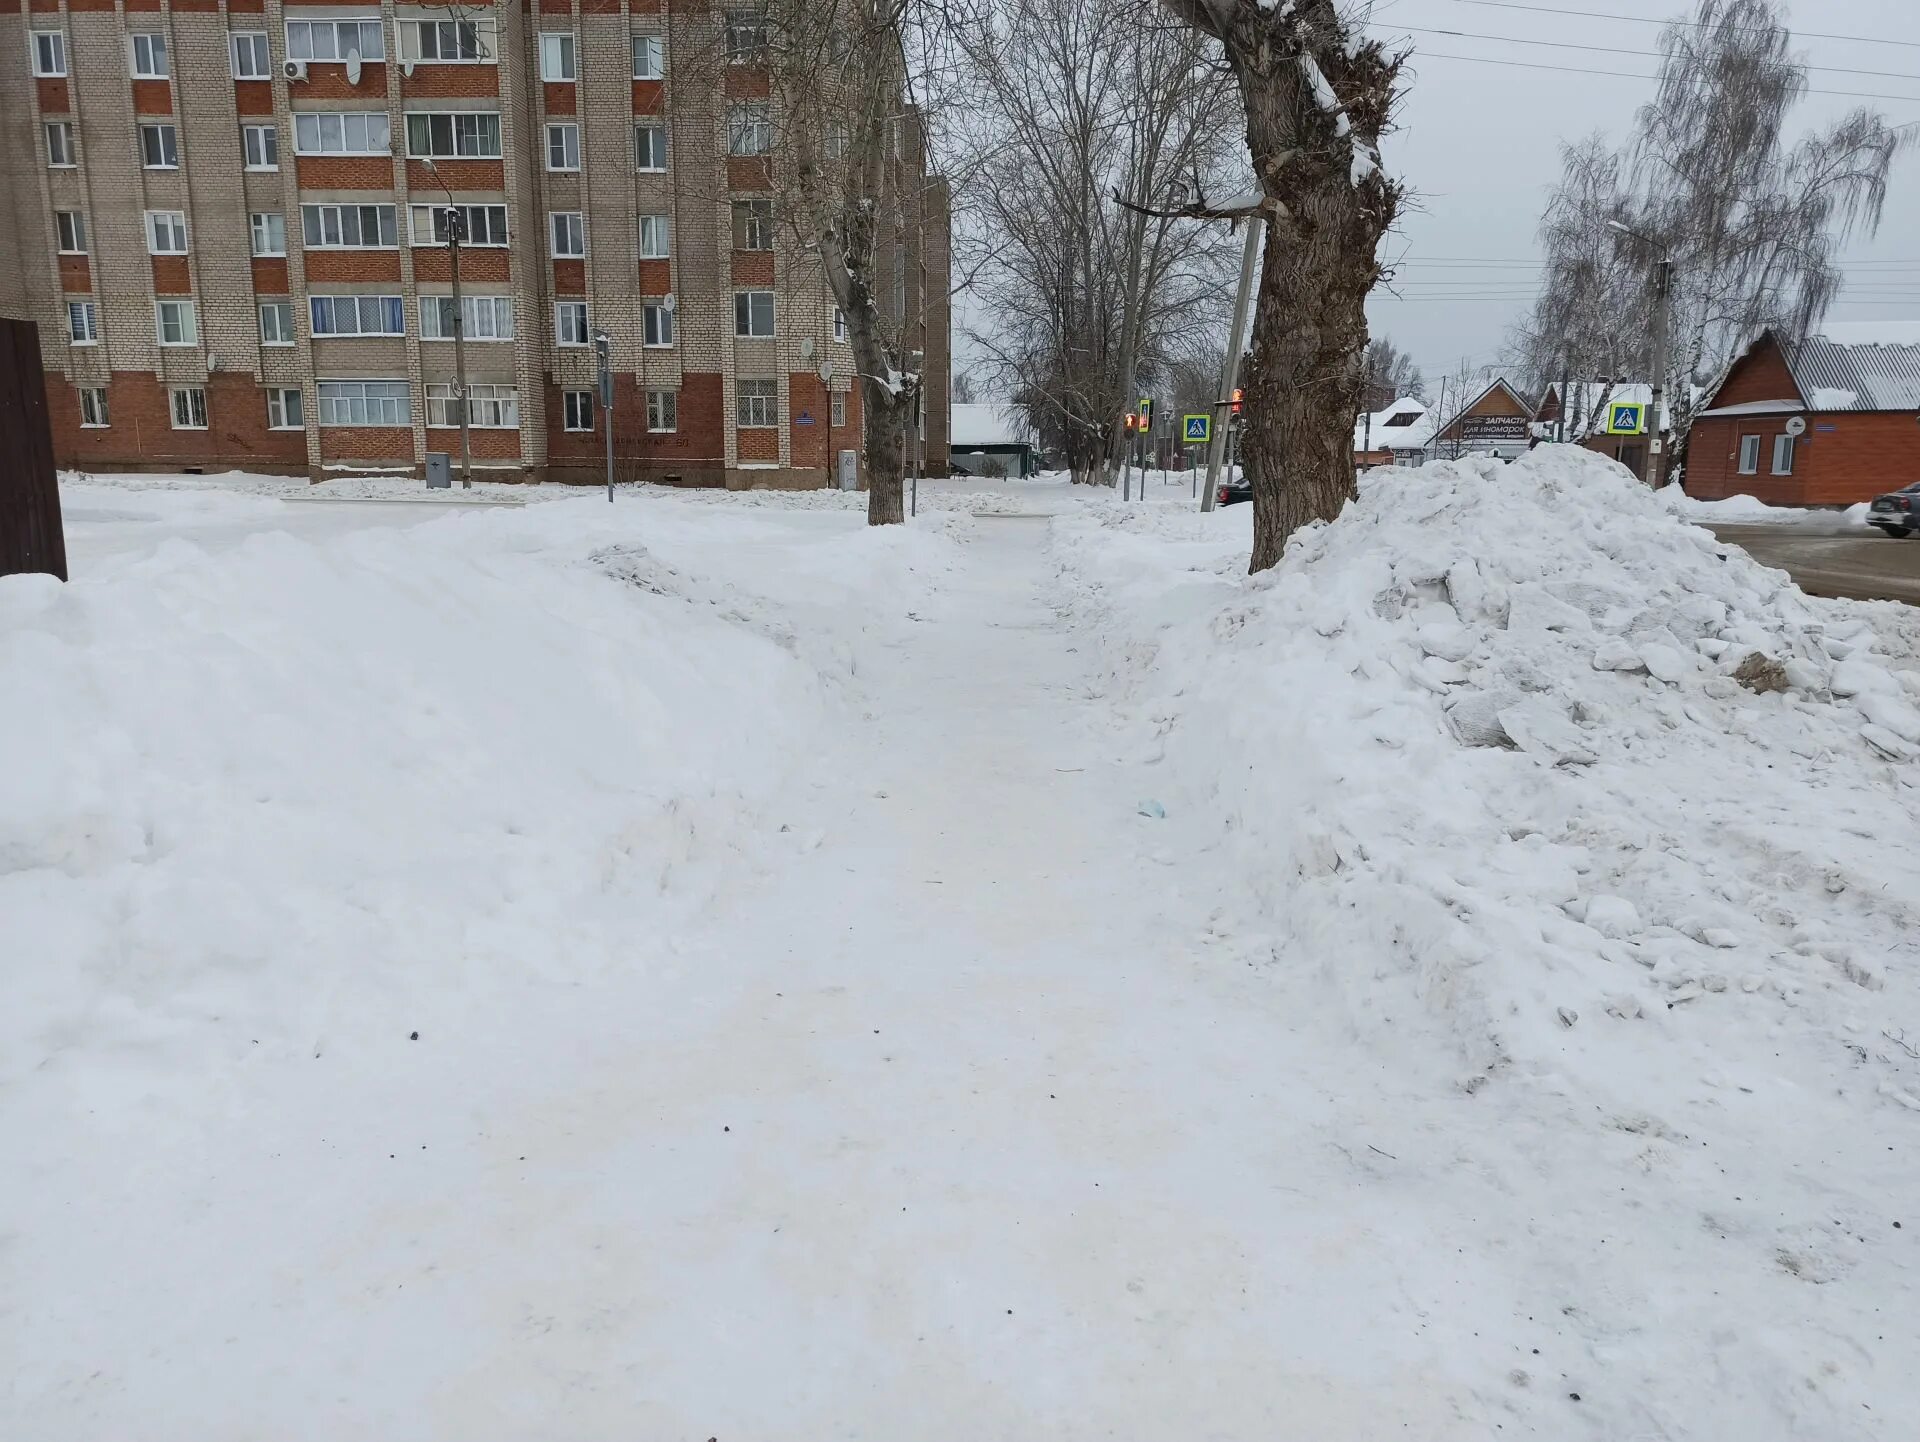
[1152,0,1405,571]
[949,370,979,403]
[1362,335,1424,409]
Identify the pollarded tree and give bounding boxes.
[1152,0,1404,571]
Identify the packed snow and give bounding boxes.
[5,457,1917,1440]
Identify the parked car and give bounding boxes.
[1216,475,1252,507]
[1867,483,1920,537]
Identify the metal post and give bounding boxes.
[594,330,613,502]
[1646,258,1672,487]
[444,205,473,490]
[1199,215,1263,513]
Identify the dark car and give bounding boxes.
[1867,483,1920,538]
[1216,475,1252,507]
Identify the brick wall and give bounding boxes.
[1689,412,1920,505]
[1711,334,1802,407]
[318,423,412,460]
[49,371,306,470]
[305,251,404,283]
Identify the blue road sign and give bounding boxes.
[1183,413,1211,443]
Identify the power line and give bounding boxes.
[1374,23,1920,82]
[1435,0,1920,51]
[1406,50,1920,104]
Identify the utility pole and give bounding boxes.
[422,161,472,489]
[594,329,614,502]
[1199,214,1264,514]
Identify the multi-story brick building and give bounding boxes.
[0,0,950,486]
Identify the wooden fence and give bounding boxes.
[0,317,66,582]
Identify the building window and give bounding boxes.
[724,6,768,60]
[79,386,109,427]
[420,294,514,341]
[539,32,576,81]
[727,103,770,156]
[250,211,286,256]
[405,111,502,158]
[55,210,86,254]
[293,111,389,155]
[549,211,585,258]
[267,387,304,430]
[631,34,664,79]
[646,388,677,433]
[554,301,590,346]
[824,119,847,160]
[130,32,169,78]
[242,123,279,170]
[259,301,295,346]
[285,18,385,62]
[546,122,580,172]
[563,389,594,432]
[409,203,508,246]
[301,203,398,249]
[31,30,66,77]
[145,210,188,255]
[642,301,674,347]
[833,307,847,342]
[1769,434,1794,475]
[637,213,671,259]
[733,290,775,338]
[634,122,667,172]
[45,121,75,168]
[317,379,409,426]
[404,18,484,62]
[736,377,778,428]
[170,386,208,429]
[309,294,405,337]
[140,124,179,168]
[1737,434,1761,475]
[232,32,271,79]
[67,301,98,344]
[831,391,847,427]
[427,382,518,428]
[732,198,773,252]
[156,299,198,346]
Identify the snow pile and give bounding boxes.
[1660,486,1872,531]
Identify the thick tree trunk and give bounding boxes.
[862,376,909,525]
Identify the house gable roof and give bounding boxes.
[1704,326,1920,415]
[1431,377,1533,438]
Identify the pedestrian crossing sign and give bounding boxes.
[1606,402,1646,435]
[1183,413,1211,443]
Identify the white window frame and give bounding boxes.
[231,31,271,80]
[55,210,86,254]
[145,209,189,256]
[419,293,514,341]
[549,211,585,258]
[409,203,508,247]
[285,18,385,63]
[45,121,75,168]
[733,289,775,339]
[130,32,169,79]
[727,103,770,157]
[554,300,590,347]
[170,386,208,430]
[1737,434,1761,476]
[30,30,66,78]
[404,111,502,159]
[266,387,304,431]
[242,123,280,171]
[539,32,576,81]
[736,377,778,428]
[67,300,98,345]
[642,302,674,348]
[308,293,406,338]
[293,110,389,156]
[631,34,664,80]
[723,6,768,61]
[546,121,580,172]
[259,300,296,346]
[637,213,671,260]
[563,389,594,432]
[1771,433,1795,476]
[301,203,398,249]
[634,121,667,172]
[250,212,286,257]
[316,378,410,427]
[733,197,773,252]
[79,386,109,428]
[831,391,847,428]
[402,18,486,63]
[646,388,676,433]
[140,123,179,169]
[426,382,518,429]
[833,307,847,343]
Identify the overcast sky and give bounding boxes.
[1366,0,1920,383]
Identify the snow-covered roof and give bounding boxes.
[1354,396,1436,452]
[1547,381,1677,435]
[949,403,1033,450]
[1791,329,1920,412]
[1697,398,1804,417]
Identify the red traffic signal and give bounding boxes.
[1123,413,1137,433]
[1230,387,1244,416]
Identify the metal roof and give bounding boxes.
[1789,329,1920,412]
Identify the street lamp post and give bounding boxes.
[593,330,614,503]
[422,159,472,490]
[1608,219,1673,488]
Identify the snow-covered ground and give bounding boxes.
[1662,487,1874,533]
[4,460,1917,1440]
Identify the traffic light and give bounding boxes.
[1230,387,1244,417]
[1138,398,1154,430]
[1123,412,1137,434]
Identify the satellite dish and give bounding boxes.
[817,363,834,383]
[799,336,815,359]
[661,292,677,312]
[346,52,362,85]
[1784,415,1807,437]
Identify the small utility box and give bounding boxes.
[425,452,452,489]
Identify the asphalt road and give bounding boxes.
[1707,524,1920,606]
